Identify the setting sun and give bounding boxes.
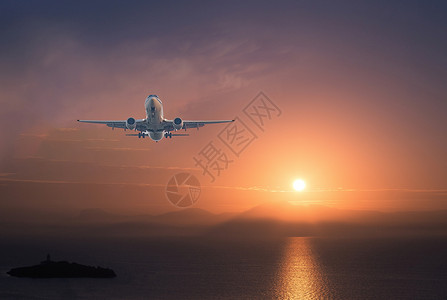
[293,179,306,191]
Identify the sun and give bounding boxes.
[293,179,306,191]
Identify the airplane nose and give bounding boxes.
[148,98,157,112]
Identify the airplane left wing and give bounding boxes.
[162,119,234,131]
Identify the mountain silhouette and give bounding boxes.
[5,203,447,239]
[205,201,447,238]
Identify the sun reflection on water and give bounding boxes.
[275,237,329,299]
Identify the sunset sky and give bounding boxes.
[1,0,446,217]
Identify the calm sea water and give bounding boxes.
[0,236,446,299]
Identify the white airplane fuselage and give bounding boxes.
[144,95,164,141]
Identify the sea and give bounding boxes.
[0,235,446,299]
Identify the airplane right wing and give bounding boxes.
[77,119,147,131]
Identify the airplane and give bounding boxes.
[77,94,234,141]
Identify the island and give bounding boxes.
[7,255,116,278]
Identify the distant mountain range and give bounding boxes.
[73,202,447,238]
[3,202,447,239]
[206,201,447,238]
[77,207,234,225]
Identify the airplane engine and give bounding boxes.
[173,117,183,130]
[126,117,136,130]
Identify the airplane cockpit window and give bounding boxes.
[147,94,162,104]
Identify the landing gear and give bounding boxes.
[138,132,147,138]
[164,132,172,139]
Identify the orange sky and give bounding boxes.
[1,1,447,218]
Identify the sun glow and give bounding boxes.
[293,179,306,191]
